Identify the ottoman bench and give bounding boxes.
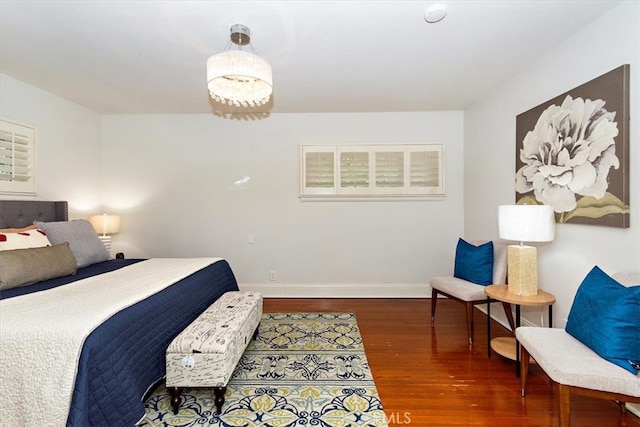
[166,291,263,415]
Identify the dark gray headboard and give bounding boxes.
[0,200,68,228]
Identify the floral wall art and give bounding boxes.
[515,65,630,228]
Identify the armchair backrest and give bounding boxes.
[493,242,507,285]
[612,271,640,286]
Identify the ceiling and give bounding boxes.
[0,0,622,115]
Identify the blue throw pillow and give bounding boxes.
[565,266,640,374]
[453,238,494,286]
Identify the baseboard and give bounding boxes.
[236,284,536,330]
[238,282,430,298]
[627,403,640,418]
[475,303,537,330]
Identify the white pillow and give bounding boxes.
[0,229,52,251]
[34,219,109,268]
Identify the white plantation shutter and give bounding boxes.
[0,119,36,195]
[374,149,404,193]
[409,145,443,194]
[339,147,370,194]
[302,146,335,194]
[301,143,444,199]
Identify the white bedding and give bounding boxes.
[0,257,222,426]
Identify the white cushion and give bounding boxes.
[516,326,640,397]
[430,276,488,301]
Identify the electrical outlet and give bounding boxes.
[269,270,277,281]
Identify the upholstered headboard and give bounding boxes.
[0,200,68,228]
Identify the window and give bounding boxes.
[375,148,404,192]
[303,146,335,195]
[0,118,36,195]
[339,146,369,194]
[300,143,444,200]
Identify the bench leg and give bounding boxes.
[431,288,438,323]
[520,345,531,397]
[465,302,474,345]
[558,384,571,427]
[170,387,182,414]
[214,386,227,414]
[252,323,260,340]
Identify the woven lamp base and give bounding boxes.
[507,245,538,296]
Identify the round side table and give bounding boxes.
[484,284,555,376]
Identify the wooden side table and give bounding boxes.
[484,284,555,376]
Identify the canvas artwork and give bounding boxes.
[515,64,630,228]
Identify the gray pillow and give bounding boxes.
[34,219,109,267]
[0,243,78,290]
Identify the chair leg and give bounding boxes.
[502,302,516,333]
[465,302,474,345]
[520,346,530,397]
[558,384,571,427]
[431,288,438,323]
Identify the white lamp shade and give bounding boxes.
[498,205,555,243]
[89,214,120,236]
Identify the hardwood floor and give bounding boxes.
[263,298,640,427]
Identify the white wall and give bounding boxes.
[1,75,465,297]
[4,1,635,306]
[464,1,640,326]
[100,112,465,293]
[0,74,103,214]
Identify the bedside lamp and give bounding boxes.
[89,213,120,251]
[498,205,555,296]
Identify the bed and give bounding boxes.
[0,200,240,426]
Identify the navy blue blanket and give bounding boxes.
[2,259,240,426]
[0,259,145,300]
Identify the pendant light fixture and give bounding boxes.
[206,24,273,107]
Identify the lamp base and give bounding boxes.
[507,245,538,296]
[98,235,112,252]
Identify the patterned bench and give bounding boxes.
[166,291,263,414]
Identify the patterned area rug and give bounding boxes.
[143,312,388,426]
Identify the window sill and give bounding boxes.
[299,194,445,202]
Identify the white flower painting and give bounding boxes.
[515,65,630,227]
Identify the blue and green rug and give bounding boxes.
[143,312,388,426]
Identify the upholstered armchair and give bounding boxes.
[517,269,640,427]
[430,239,514,345]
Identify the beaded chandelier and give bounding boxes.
[206,24,273,107]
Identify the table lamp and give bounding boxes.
[89,213,120,251]
[498,205,555,296]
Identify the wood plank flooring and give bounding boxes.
[263,298,640,427]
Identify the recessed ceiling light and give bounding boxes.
[425,4,447,23]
